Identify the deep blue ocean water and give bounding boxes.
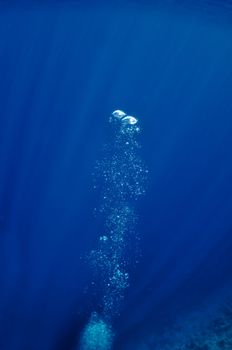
[0,1,232,349]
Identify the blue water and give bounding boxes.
[0,2,232,349]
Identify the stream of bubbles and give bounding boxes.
[79,110,147,350]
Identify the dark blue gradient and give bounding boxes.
[0,2,232,350]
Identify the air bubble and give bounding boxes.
[111,109,126,120]
[121,115,138,125]
[100,236,108,242]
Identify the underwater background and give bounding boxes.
[0,1,232,349]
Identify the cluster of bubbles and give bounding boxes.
[80,110,147,350]
[79,312,113,350]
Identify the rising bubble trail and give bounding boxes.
[79,110,147,350]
